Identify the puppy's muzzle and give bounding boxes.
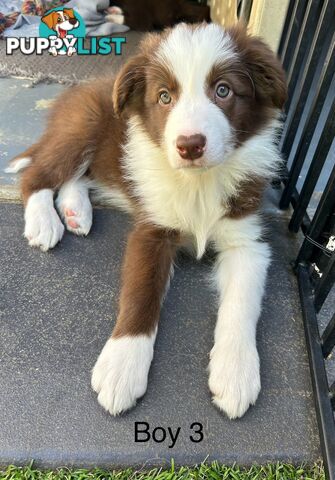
[176,134,206,160]
[69,18,78,25]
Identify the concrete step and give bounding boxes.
[0,202,321,468]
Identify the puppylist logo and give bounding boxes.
[6,7,126,57]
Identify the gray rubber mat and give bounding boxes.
[0,203,321,468]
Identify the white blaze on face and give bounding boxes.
[156,24,238,169]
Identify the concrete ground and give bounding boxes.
[0,77,324,468]
[0,78,63,201]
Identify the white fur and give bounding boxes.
[164,94,234,169]
[25,189,64,251]
[123,116,281,258]
[5,156,32,173]
[156,24,237,169]
[157,23,236,89]
[208,215,271,418]
[89,180,133,214]
[91,334,156,415]
[56,177,92,236]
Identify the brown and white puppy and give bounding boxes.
[8,23,286,419]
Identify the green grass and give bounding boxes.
[0,462,325,480]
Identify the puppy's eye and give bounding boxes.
[159,91,172,105]
[216,84,230,99]
[57,17,62,23]
[64,14,69,20]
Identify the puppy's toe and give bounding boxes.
[57,198,92,236]
[63,210,92,236]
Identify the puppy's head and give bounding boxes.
[113,23,287,170]
[41,9,79,38]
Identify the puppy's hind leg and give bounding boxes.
[21,151,91,251]
[19,81,104,251]
[56,177,93,236]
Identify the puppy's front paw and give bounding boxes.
[25,190,64,251]
[91,336,154,415]
[208,340,260,419]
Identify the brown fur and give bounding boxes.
[206,27,286,146]
[112,224,179,338]
[227,25,287,110]
[114,28,287,151]
[20,78,130,205]
[16,26,287,338]
[112,32,181,145]
[226,177,266,219]
[143,63,181,145]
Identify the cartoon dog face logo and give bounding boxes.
[41,8,79,39]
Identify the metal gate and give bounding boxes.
[278,0,335,478]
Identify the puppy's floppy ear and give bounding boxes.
[112,54,148,117]
[229,25,287,109]
[41,11,56,30]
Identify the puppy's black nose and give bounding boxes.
[69,17,77,25]
[176,134,206,160]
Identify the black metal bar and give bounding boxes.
[280,0,335,157]
[238,0,253,22]
[314,253,335,312]
[278,2,335,476]
[321,313,335,359]
[295,161,335,263]
[297,264,335,480]
[279,39,335,210]
[285,0,323,97]
[278,0,296,58]
[281,175,312,232]
[312,214,335,279]
[288,75,335,232]
[331,381,335,410]
[281,0,309,73]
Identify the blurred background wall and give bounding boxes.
[209,0,290,52]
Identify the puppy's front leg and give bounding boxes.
[92,224,179,415]
[209,215,271,419]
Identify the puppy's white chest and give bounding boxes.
[123,119,229,255]
[129,165,224,256]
